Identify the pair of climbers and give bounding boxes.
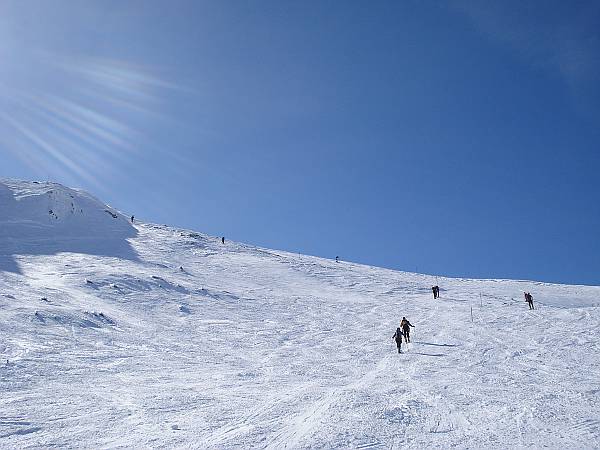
[392,317,415,353]
[524,292,535,310]
[432,285,440,299]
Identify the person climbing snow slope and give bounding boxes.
[392,327,403,353]
[525,292,535,310]
[400,317,414,343]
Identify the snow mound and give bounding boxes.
[0,179,134,239]
[0,180,138,273]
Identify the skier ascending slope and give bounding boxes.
[400,317,414,343]
[392,327,403,353]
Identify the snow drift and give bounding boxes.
[0,179,134,238]
[0,180,137,273]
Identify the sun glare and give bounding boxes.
[0,52,175,190]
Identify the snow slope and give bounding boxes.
[0,179,137,274]
[1,179,600,449]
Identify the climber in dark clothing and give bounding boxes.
[526,292,535,310]
[392,327,403,353]
[400,317,414,343]
[221,237,225,244]
[432,286,436,299]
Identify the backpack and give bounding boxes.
[395,328,402,342]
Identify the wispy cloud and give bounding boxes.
[0,51,182,190]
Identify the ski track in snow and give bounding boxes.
[1,181,600,448]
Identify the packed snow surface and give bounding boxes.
[1,180,600,449]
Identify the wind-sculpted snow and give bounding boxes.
[1,181,600,448]
[0,179,137,273]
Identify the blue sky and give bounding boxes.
[1,1,599,285]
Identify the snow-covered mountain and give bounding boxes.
[1,179,599,449]
[0,179,134,238]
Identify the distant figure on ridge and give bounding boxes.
[221,237,225,244]
[336,256,339,263]
[131,215,134,223]
[392,327,403,353]
[400,317,414,343]
[524,292,534,310]
[431,285,440,299]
